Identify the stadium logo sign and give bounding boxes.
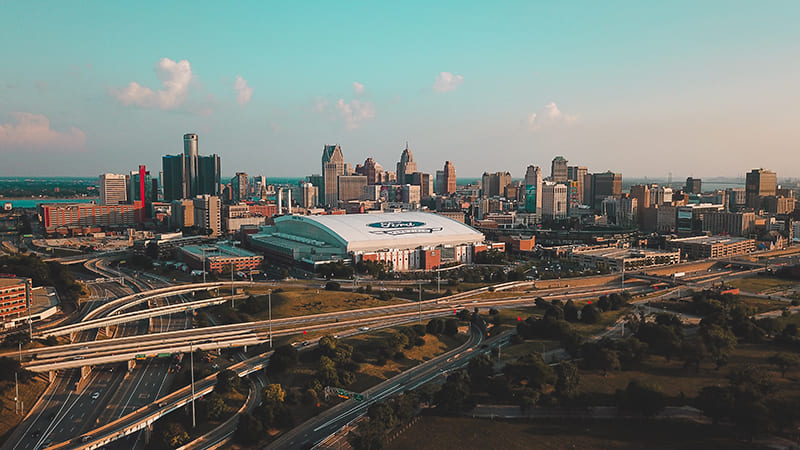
[367,221,442,235]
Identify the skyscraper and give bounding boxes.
[442,161,457,195]
[162,154,186,202]
[184,133,199,197]
[685,177,702,194]
[356,157,384,185]
[542,182,568,219]
[551,156,568,182]
[197,154,221,196]
[232,172,249,203]
[99,173,127,206]
[524,165,543,213]
[481,172,511,198]
[322,145,345,206]
[568,166,588,205]
[396,145,418,184]
[745,168,777,209]
[590,172,623,209]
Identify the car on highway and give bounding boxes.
[91,391,100,400]
[359,327,370,331]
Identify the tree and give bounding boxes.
[216,369,241,394]
[367,402,396,430]
[555,362,580,399]
[581,304,601,324]
[728,364,776,398]
[269,344,298,372]
[0,357,33,382]
[263,383,286,405]
[234,413,263,445]
[434,371,472,413]
[443,318,459,336]
[636,323,681,360]
[467,354,494,388]
[700,324,737,369]
[616,380,666,418]
[426,318,445,335]
[2,332,30,349]
[768,352,800,377]
[503,354,556,389]
[205,393,227,421]
[563,300,579,322]
[160,422,190,448]
[318,335,338,357]
[580,342,621,373]
[696,386,734,424]
[318,356,339,386]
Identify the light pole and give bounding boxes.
[231,261,235,309]
[201,247,206,284]
[190,341,196,428]
[418,280,422,325]
[268,289,273,348]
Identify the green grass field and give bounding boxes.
[386,417,752,450]
[0,378,48,443]
[727,276,800,295]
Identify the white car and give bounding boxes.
[91,392,100,400]
[359,327,370,331]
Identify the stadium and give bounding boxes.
[246,211,500,271]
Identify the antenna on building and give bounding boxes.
[667,172,672,185]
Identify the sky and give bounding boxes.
[0,1,799,179]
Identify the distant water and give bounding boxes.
[3,198,97,209]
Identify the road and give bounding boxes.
[268,327,507,449]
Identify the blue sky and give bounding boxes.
[1,1,798,179]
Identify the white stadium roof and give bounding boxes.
[274,211,485,253]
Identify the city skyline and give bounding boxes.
[1,1,799,178]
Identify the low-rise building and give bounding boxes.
[569,247,680,271]
[666,235,756,259]
[178,243,263,273]
[0,278,28,327]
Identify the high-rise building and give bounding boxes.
[338,175,368,202]
[410,172,433,198]
[651,186,673,206]
[523,165,543,213]
[630,184,651,224]
[322,145,345,206]
[542,182,568,219]
[745,168,777,209]
[481,172,512,198]
[162,154,186,202]
[355,158,384,185]
[300,182,319,208]
[193,194,221,237]
[551,156,568,182]
[590,172,622,209]
[442,161,457,195]
[685,177,702,194]
[183,133,199,197]
[396,145,418,184]
[232,172,249,203]
[99,173,128,206]
[128,166,154,220]
[567,166,588,205]
[197,154,221,196]
[170,199,195,229]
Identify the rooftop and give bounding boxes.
[670,236,753,245]
[181,243,258,259]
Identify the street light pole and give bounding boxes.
[202,247,206,284]
[418,280,422,325]
[231,262,235,309]
[268,289,273,348]
[190,341,196,428]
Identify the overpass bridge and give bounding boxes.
[36,293,247,338]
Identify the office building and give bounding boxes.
[541,182,568,219]
[551,156,568,182]
[702,211,756,237]
[441,161,457,195]
[99,173,128,206]
[590,172,622,209]
[651,186,673,206]
[396,145,418,184]
[726,188,746,212]
[482,171,512,198]
[170,199,195,229]
[409,172,433,198]
[355,157,384,185]
[338,175,368,203]
[232,172,249,203]
[184,133,199,196]
[667,235,755,259]
[322,145,345,206]
[40,203,138,233]
[0,278,29,325]
[685,177,702,194]
[300,182,319,208]
[745,168,777,209]
[567,166,588,204]
[523,165,543,213]
[128,165,154,220]
[179,243,263,274]
[197,154,221,196]
[162,154,186,202]
[193,195,221,237]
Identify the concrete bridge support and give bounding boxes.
[128,359,136,372]
[48,370,57,383]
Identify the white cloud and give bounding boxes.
[433,72,464,92]
[352,81,365,96]
[526,102,577,130]
[314,97,329,113]
[335,99,376,130]
[0,112,86,152]
[234,75,253,106]
[111,58,193,110]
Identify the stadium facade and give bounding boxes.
[247,211,500,271]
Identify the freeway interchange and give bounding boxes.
[2,254,785,450]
